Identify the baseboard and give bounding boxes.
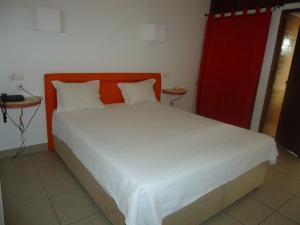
[0,143,48,159]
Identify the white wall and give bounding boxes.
[0,0,210,151]
[251,2,300,131]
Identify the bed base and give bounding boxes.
[54,137,267,225]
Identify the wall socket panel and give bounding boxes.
[162,73,170,78]
[8,72,24,81]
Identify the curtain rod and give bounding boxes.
[205,4,283,17]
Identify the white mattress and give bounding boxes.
[52,103,278,225]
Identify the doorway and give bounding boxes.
[260,10,300,156]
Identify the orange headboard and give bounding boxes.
[44,73,161,151]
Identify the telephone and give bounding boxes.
[0,93,25,102]
[0,93,25,123]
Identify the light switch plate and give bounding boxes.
[8,73,24,81]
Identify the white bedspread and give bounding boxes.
[52,103,278,225]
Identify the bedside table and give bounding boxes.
[162,88,187,106]
[0,96,42,109]
[0,96,42,158]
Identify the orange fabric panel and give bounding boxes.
[44,73,161,151]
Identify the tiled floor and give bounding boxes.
[0,149,299,225]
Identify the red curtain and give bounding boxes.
[196,8,272,128]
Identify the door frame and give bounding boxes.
[259,8,300,132]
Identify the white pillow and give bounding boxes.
[117,79,157,105]
[52,80,104,112]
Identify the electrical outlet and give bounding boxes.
[8,73,14,81]
[162,73,170,79]
[8,72,24,81]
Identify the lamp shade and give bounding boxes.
[36,6,61,32]
[142,24,167,42]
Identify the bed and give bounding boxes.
[44,73,278,225]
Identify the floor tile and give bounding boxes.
[70,213,112,225]
[249,184,293,209]
[2,149,299,225]
[39,168,79,196]
[50,188,99,225]
[201,212,242,225]
[272,152,300,180]
[261,213,298,225]
[2,178,47,210]
[264,167,300,195]
[31,151,66,172]
[5,199,60,225]
[225,197,273,225]
[278,195,300,223]
[0,157,37,183]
